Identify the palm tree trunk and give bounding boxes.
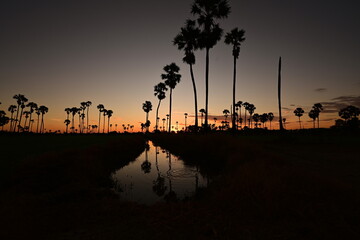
[28,113,32,132]
[9,112,14,131]
[86,107,90,133]
[108,117,110,133]
[299,117,301,129]
[155,99,161,131]
[232,56,237,131]
[13,104,20,132]
[278,57,284,131]
[244,111,247,128]
[189,63,198,127]
[168,88,173,132]
[103,115,106,133]
[40,114,44,133]
[98,112,101,133]
[17,108,24,132]
[313,120,315,129]
[37,115,40,133]
[318,116,320,128]
[204,47,209,128]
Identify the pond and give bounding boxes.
[111,140,208,204]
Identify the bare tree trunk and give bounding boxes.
[232,56,237,130]
[190,64,198,127]
[168,88,173,132]
[155,100,161,131]
[278,57,284,131]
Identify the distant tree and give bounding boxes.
[260,113,268,128]
[312,103,323,128]
[252,113,260,128]
[162,118,166,131]
[0,111,10,131]
[161,63,181,132]
[8,105,17,131]
[23,111,31,131]
[294,107,305,129]
[191,0,230,127]
[199,108,206,126]
[142,101,152,132]
[35,107,41,133]
[38,105,49,133]
[223,109,230,121]
[85,101,92,133]
[64,119,71,133]
[308,109,318,129]
[339,105,360,122]
[184,113,188,129]
[268,112,274,130]
[154,82,167,131]
[225,28,245,130]
[242,102,249,128]
[283,118,287,129]
[97,104,105,133]
[106,110,113,133]
[246,104,256,128]
[235,101,243,129]
[174,19,200,128]
[70,107,79,133]
[26,102,37,132]
[13,94,28,132]
[102,109,108,133]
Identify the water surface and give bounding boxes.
[111,141,207,204]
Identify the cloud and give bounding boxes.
[321,95,360,113]
[290,104,295,106]
[314,88,327,92]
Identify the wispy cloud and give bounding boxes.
[314,88,327,92]
[321,95,360,113]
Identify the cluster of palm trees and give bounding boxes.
[0,94,48,133]
[293,103,323,129]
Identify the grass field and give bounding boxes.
[0,130,359,239]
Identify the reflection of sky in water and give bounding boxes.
[111,141,208,205]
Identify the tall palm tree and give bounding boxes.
[223,109,230,122]
[106,110,113,133]
[166,114,169,131]
[224,28,245,130]
[26,102,37,132]
[97,104,104,133]
[35,107,41,133]
[142,101,152,132]
[312,103,323,128]
[192,0,230,128]
[278,57,285,130]
[161,63,181,132]
[162,118,166,131]
[199,108,206,126]
[247,104,256,128]
[252,113,260,128]
[23,111,31,131]
[260,113,268,129]
[308,109,318,129]
[294,107,304,129]
[174,19,201,128]
[102,109,107,133]
[8,105,17,131]
[242,102,249,127]
[268,112,274,130]
[38,105,48,133]
[184,113,188,129]
[64,119,71,133]
[13,94,28,132]
[154,82,167,131]
[85,101,92,133]
[70,107,78,133]
[235,100,243,128]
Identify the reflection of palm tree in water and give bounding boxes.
[141,142,151,174]
[152,146,167,196]
[164,151,177,202]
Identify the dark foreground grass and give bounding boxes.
[0,130,359,239]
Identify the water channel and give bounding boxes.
[111,141,208,204]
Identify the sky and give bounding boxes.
[1,0,359,132]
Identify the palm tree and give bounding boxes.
[199,108,206,126]
[26,102,37,132]
[13,94,28,132]
[154,82,167,131]
[294,107,305,129]
[192,0,230,128]
[260,113,268,129]
[97,104,104,133]
[223,109,230,122]
[38,105,48,133]
[174,19,201,128]
[242,102,249,127]
[102,109,107,133]
[184,113,188,129]
[235,100,243,129]
[64,119,71,133]
[0,111,9,131]
[252,113,260,128]
[23,111,31,131]
[142,101,152,132]
[278,57,285,130]
[8,105,17,131]
[339,105,360,122]
[224,28,245,130]
[85,101,92,133]
[268,112,274,130]
[308,109,318,129]
[35,107,41,133]
[246,104,256,128]
[70,107,78,133]
[161,63,181,132]
[162,118,166,131]
[106,110,113,133]
[312,103,323,128]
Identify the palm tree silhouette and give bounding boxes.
[174,19,201,128]
[23,111,31,131]
[70,107,78,133]
[294,107,305,129]
[339,105,360,122]
[0,111,10,131]
[64,119,71,133]
[199,108,206,126]
[35,107,41,133]
[85,101,92,133]
[252,113,260,128]
[223,109,230,122]
[8,105,17,131]
[13,94,28,132]
[161,63,181,132]
[278,57,285,130]
[38,105,48,133]
[242,102,249,128]
[312,103,323,128]
[308,109,318,129]
[162,118,166,131]
[106,110,113,133]
[142,101,152,132]
[102,109,108,133]
[26,102,37,132]
[246,104,256,128]
[225,28,245,130]
[192,0,230,128]
[154,82,167,131]
[268,112,274,130]
[184,113,188,129]
[97,104,104,133]
[235,101,243,129]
